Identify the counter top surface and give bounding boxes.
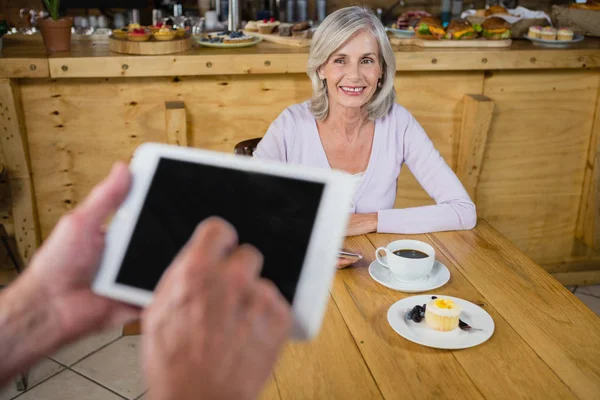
[1,34,599,78]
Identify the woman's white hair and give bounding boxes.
[308,6,396,121]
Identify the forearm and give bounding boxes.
[0,274,64,387]
[377,201,476,234]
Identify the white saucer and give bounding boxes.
[387,295,495,349]
[368,259,450,293]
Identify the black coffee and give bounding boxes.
[393,249,429,259]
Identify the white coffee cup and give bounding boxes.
[375,240,435,283]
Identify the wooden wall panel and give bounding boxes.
[479,70,600,264]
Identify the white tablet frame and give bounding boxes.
[92,142,354,339]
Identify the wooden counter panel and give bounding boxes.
[15,70,600,275]
[393,71,484,209]
[0,58,49,78]
[3,36,599,78]
[478,69,600,264]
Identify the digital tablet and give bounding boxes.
[92,142,354,339]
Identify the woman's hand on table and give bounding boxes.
[346,213,378,237]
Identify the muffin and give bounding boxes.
[557,27,574,41]
[424,297,461,332]
[244,20,259,32]
[528,26,542,39]
[541,27,557,40]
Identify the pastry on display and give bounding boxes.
[153,27,176,41]
[201,30,255,44]
[128,28,150,41]
[540,26,557,40]
[527,26,542,38]
[278,23,293,36]
[557,27,574,41]
[112,28,128,39]
[127,23,142,31]
[244,20,259,32]
[291,21,311,38]
[257,17,280,34]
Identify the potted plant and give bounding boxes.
[38,0,73,52]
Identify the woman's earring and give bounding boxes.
[377,79,383,88]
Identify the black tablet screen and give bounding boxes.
[115,157,325,303]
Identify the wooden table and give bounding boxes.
[261,220,600,399]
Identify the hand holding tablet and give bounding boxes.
[93,143,355,339]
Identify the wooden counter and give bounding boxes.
[0,35,599,285]
[1,35,599,78]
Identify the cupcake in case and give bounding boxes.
[557,27,574,41]
[541,27,557,40]
[424,297,461,332]
[528,26,542,39]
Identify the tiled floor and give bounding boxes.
[1,270,599,400]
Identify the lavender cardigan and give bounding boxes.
[254,102,476,234]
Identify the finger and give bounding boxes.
[76,162,132,228]
[224,243,264,293]
[207,244,264,334]
[156,217,238,291]
[337,258,355,269]
[241,279,291,353]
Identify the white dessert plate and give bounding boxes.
[387,295,495,349]
[369,259,450,293]
[196,35,262,48]
[525,34,584,48]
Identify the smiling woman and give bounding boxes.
[254,7,476,253]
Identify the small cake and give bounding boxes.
[175,27,186,37]
[153,27,176,41]
[244,20,259,32]
[223,30,254,44]
[557,27,574,41]
[278,23,293,36]
[112,28,128,39]
[424,297,461,332]
[291,21,311,38]
[257,17,280,34]
[528,26,542,39]
[541,27,557,40]
[128,28,150,42]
